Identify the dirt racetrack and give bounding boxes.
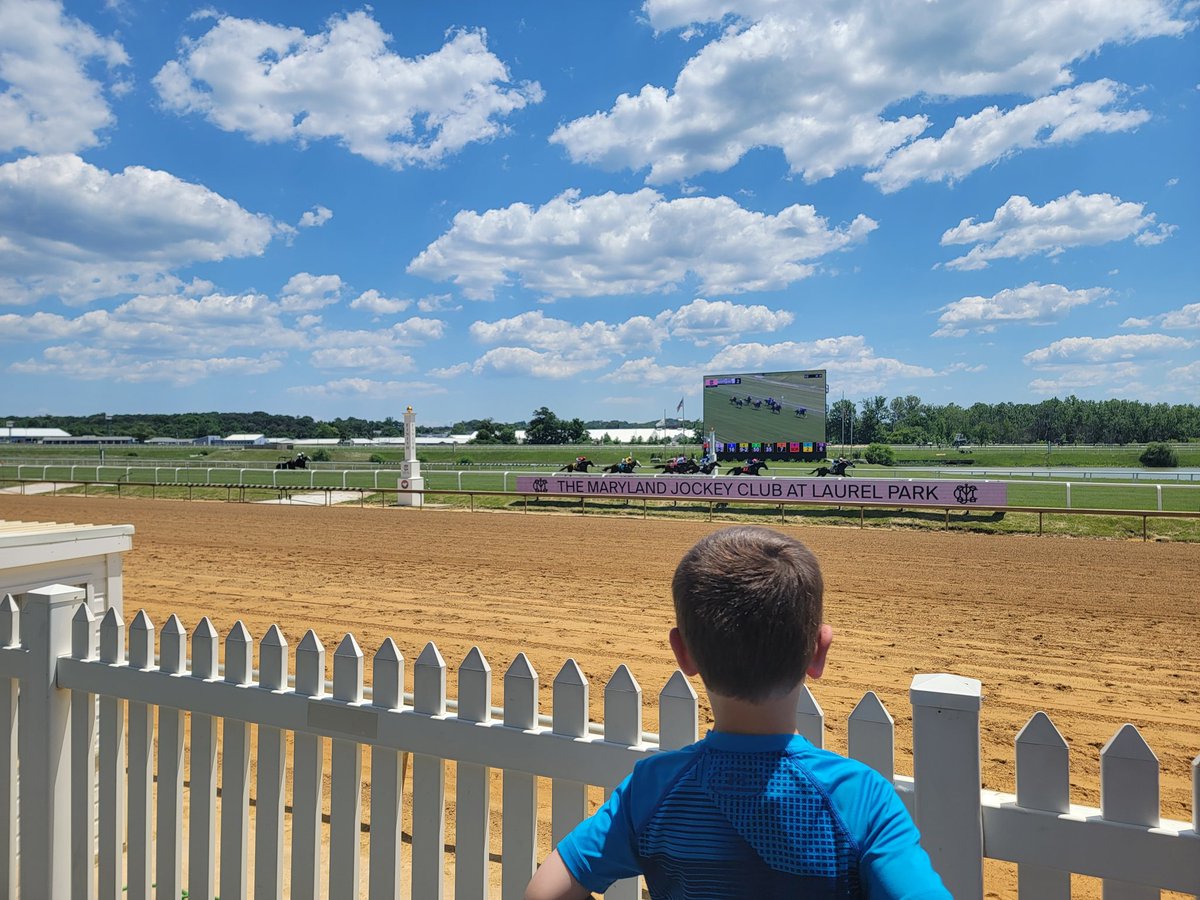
[3,494,1198,897]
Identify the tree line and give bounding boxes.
[828,395,1200,445]
[5,396,1197,445]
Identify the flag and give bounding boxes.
[676,396,685,413]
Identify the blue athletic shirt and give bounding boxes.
[557,731,950,898]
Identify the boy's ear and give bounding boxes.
[669,627,700,676]
[805,624,834,680]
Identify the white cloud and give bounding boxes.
[306,317,444,370]
[416,293,459,313]
[408,188,876,299]
[471,347,608,379]
[708,335,935,385]
[298,205,332,228]
[430,362,471,379]
[665,298,793,345]
[279,273,343,311]
[1027,362,1144,395]
[0,0,128,154]
[154,11,542,169]
[288,378,446,398]
[867,81,1149,193]
[1023,333,1194,365]
[1121,303,1200,330]
[0,291,304,355]
[8,344,282,385]
[604,334,934,397]
[553,2,1186,186]
[940,192,1173,270]
[392,317,446,344]
[460,299,794,381]
[941,362,987,374]
[933,282,1109,337]
[1169,361,1200,383]
[0,154,275,305]
[0,284,446,381]
[349,290,411,316]
[604,357,700,386]
[309,347,415,372]
[470,310,666,357]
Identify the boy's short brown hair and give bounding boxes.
[671,526,824,702]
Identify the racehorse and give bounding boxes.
[601,458,641,474]
[275,453,309,470]
[727,460,769,476]
[558,457,596,473]
[810,459,854,477]
[654,459,698,474]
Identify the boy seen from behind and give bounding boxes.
[526,526,949,899]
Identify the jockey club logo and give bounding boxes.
[953,483,978,504]
[532,478,549,493]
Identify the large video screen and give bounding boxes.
[702,370,828,461]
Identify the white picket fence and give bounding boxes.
[0,586,1197,899]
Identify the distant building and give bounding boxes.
[143,436,192,445]
[1,427,70,443]
[220,433,267,446]
[40,434,135,445]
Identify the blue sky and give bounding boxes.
[1,0,1197,425]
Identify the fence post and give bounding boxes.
[19,583,84,900]
[909,673,983,900]
[0,595,19,899]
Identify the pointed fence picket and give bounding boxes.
[1100,725,1160,900]
[292,629,326,900]
[551,659,589,845]
[1014,712,1070,898]
[0,585,1196,900]
[369,638,405,900]
[603,665,643,900]
[126,611,154,900]
[98,607,126,900]
[0,597,17,900]
[456,647,493,900]
[188,616,218,900]
[256,624,288,900]
[156,614,186,900]
[502,653,540,900]
[220,620,253,900]
[412,641,447,900]
[69,604,97,900]
[330,634,365,899]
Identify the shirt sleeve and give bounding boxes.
[554,772,642,895]
[855,775,952,899]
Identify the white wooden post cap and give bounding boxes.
[909,673,982,711]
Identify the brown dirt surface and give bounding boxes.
[3,494,1197,898]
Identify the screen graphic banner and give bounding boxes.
[516,475,1007,507]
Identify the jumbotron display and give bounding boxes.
[702,369,828,461]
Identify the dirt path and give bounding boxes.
[3,494,1197,897]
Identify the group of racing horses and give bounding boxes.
[557,456,854,477]
[727,395,807,417]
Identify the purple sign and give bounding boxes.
[516,475,1007,507]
